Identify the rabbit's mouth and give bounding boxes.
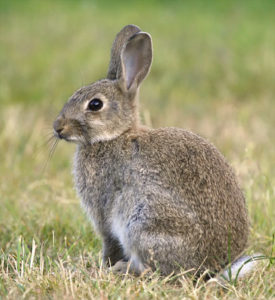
[53,130,81,144]
[60,135,79,143]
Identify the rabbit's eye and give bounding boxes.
[88,98,103,111]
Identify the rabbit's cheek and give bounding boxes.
[90,118,105,127]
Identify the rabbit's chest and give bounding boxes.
[73,148,127,234]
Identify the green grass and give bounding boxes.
[0,0,274,298]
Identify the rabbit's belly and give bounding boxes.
[110,200,140,258]
[110,218,142,264]
[111,217,129,254]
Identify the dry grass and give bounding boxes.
[0,0,274,298]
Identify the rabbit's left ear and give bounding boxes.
[107,25,141,81]
[119,32,152,93]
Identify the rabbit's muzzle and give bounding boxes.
[53,118,67,139]
[53,117,81,142]
[53,119,63,138]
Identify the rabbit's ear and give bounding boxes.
[107,25,141,80]
[120,32,152,92]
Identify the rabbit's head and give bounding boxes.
[53,25,152,144]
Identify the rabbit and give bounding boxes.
[53,24,252,278]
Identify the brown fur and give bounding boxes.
[53,25,249,276]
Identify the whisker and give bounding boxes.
[41,137,59,175]
[44,135,56,147]
[45,131,55,137]
[36,135,56,153]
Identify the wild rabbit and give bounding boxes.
[53,25,252,278]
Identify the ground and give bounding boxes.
[0,0,274,299]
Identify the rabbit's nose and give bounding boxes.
[55,127,63,135]
[53,119,65,138]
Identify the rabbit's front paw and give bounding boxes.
[109,260,130,274]
[109,259,151,277]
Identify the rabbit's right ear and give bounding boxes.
[107,25,141,80]
[119,32,152,93]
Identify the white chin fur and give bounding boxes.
[65,136,79,143]
[68,136,78,141]
[90,132,120,144]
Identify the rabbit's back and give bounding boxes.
[74,127,248,273]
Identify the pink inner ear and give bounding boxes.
[124,48,142,89]
[122,37,146,90]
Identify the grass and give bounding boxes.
[0,0,274,298]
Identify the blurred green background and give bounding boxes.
[0,0,274,298]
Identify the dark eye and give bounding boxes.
[87,98,103,111]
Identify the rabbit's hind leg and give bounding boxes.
[109,232,198,276]
[128,231,201,276]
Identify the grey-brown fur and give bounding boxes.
[53,25,249,276]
